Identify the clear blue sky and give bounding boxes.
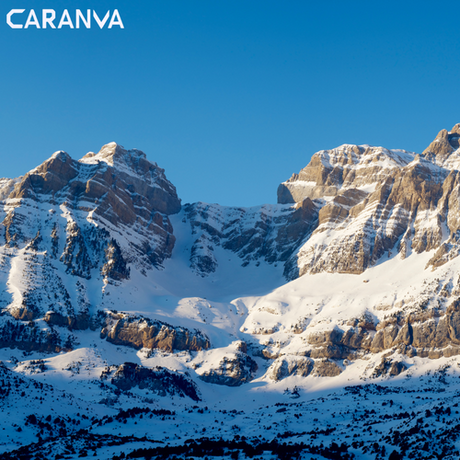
[0,1,459,206]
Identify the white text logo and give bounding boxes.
[6,9,124,29]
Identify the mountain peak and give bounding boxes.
[277,143,415,204]
[79,142,148,167]
[450,123,460,135]
[49,150,72,162]
[422,123,460,159]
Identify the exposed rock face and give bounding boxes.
[108,362,200,401]
[44,310,98,331]
[184,199,318,278]
[0,319,72,353]
[100,312,210,352]
[269,356,313,381]
[270,298,460,372]
[101,239,130,281]
[277,144,412,204]
[372,358,407,378]
[189,234,218,276]
[0,142,182,332]
[274,125,460,278]
[198,352,258,386]
[312,359,342,377]
[422,126,459,161]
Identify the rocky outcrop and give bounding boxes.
[10,307,36,322]
[189,234,218,277]
[277,144,413,204]
[60,221,93,279]
[184,199,318,278]
[0,319,72,353]
[305,326,373,360]
[107,362,200,401]
[285,299,460,367]
[269,356,313,381]
[101,239,130,281]
[100,312,210,352]
[372,358,407,378]
[312,359,342,377]
[44,311,99,331]
[80,143,181,216]
[198,352,258,386]
[422,127,459,161]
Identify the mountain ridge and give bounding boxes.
[2,129,460,458]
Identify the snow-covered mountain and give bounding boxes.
[3,127,460,458]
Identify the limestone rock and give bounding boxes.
[4,143,180,273]
[100,312,210,352]
[411,320,437,348]
[44,311,98,331]
[275,127,460,277]
[101,239,130,282]
[269,356,313,381]
[312,359,342,377]
[184,199,318,278]
[306,328,343,346]
[300,308,460,364]
[372,358,407,378]
[0,319,65,353]
[422,128,454,160]
[277,144,410,205]
[108,362,200,401]
[310,345,347,359]
[198,352,258,386]
[341,327,368,349]
[10,307,36,322]
[446,300,460,344]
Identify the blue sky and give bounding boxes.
[0,1,459,206]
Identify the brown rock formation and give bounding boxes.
[198,352,258,386]
[312,359,342,377]
[297,299,460,365]
[270,356,313,381]
[100,312,210,352]
[372,358,407,378]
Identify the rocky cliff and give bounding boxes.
[184,199,318,278]
[276,125,460,280]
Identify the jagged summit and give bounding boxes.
[9,142,181,213]
[422,123,460,166]
[277,143,416,204]
[273,125,460,278]
[80,142,150,168]
[49,150,72,161]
